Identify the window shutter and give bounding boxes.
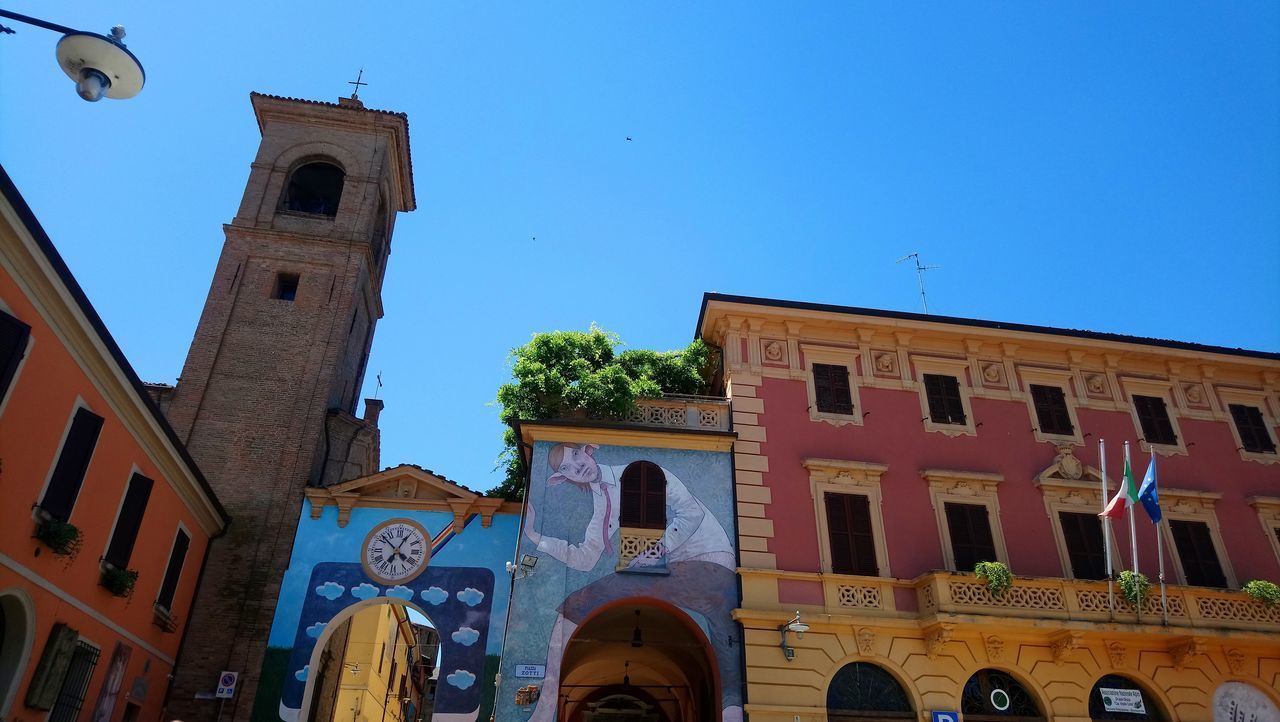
[25,623,80,710]
[923,375,949,422]
[946,503,996,572]
[1031,384,1074,436]
[157,529,191,611]
[105,474,154,568]
[0,309,31,404]
[1058,512,1107,580]
[1170,520,1226,587]
[924,374,965,425]
[1134,395,1177,445]
[830,366,854,415]
[48,641,100,722]
[41,408,105,521]
[620,461,666,530]
[1230,404,1276,453]
[825,494,878,576]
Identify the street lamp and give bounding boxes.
[0,8,145,101]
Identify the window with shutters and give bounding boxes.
[802,346,863,426]
[1229,403,1276,454]
[824,493,879,576]
[156,528,191,612]
[945,503,998,572]
[813,363,854,416]
[924,374,966,425]
[913,357,977,436]
[48,639,99,722]
[104,473,154,569]
[39,407,105,522]
[808,459,892,577]
[1169,519,1227,588]
[925,470,1006,571]
[1058,512,1108,580]
[0,308,32,414]
[620,461,666,530]
[1030,384,1074,436]
[1133,395,1177,446]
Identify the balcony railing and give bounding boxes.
[737,568,1280,634]
[916,571,1280,632]
[589,396,731,432]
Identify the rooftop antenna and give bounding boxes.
[373,371,383,400]
[896,252,940,314]
[347,68,368,99]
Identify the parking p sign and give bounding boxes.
[215,671,238,699]
[931,712,959,722]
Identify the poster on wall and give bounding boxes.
[1099,688,1146,714]
[89,642,132,722]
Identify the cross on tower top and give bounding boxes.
[347,68,368,99]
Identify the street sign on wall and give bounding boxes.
[215,672,238,699]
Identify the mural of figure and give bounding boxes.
[523,443,742,722]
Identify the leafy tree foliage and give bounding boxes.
[487,327,714,499]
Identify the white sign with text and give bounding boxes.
[1100,688,1145,714]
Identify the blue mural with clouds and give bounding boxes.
[257,500,517,722]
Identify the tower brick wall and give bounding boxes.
[164,93,413,722]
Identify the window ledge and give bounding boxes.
[1138,439,1188,457]
[809,409,862,427]
[923,420,976,437]
[1238,449,1279,466]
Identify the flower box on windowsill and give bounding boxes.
[33,512,82,558]
[153,604,179,633]
[99,562,139,598]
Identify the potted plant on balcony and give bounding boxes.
[1242,580,1280,606]
[1118,570,1150,608]
[34,512,83,559]
[974,561,1012,599]
[99,563,139,598]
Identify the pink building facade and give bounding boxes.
[699,294,1280,722]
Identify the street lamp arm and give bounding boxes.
[0,9,78,36]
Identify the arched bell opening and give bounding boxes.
[558,599,719,722]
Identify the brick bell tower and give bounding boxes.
[164,92,414,722]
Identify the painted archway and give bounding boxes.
[298,596,438,722]
[257,465,519,722]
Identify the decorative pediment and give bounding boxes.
[305,464,512,529]
[1036,445,1103,486]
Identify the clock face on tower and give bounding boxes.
[361,519,430,585]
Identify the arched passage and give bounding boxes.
[962,668,1047,721]
[0,590,36,718]
[827,661,915,721]
[1089,674,1168,720]
[299,597,437,722]
[558,598,719,722]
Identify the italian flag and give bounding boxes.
[1099,455,1137,518]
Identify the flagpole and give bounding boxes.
[1125,441,1140,622]
[1157,516,1168,625]
[1099,438,1115,618]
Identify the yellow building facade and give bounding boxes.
[309,604,420,722]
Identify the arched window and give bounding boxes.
[827,662,913,720]
[620,461,665,529]
[282,161,344,216]
[962,669,1045,720]
[1089,675,1166,721]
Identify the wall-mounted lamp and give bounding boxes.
[778,610,808,662]
[505,554,538,579]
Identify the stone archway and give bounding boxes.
[0,590,35,718]
[557,600,718,722]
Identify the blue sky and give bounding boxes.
[2,2,1277,493]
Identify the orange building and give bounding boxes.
[0,165,228,722]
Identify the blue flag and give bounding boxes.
[1137,454,1161,523]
